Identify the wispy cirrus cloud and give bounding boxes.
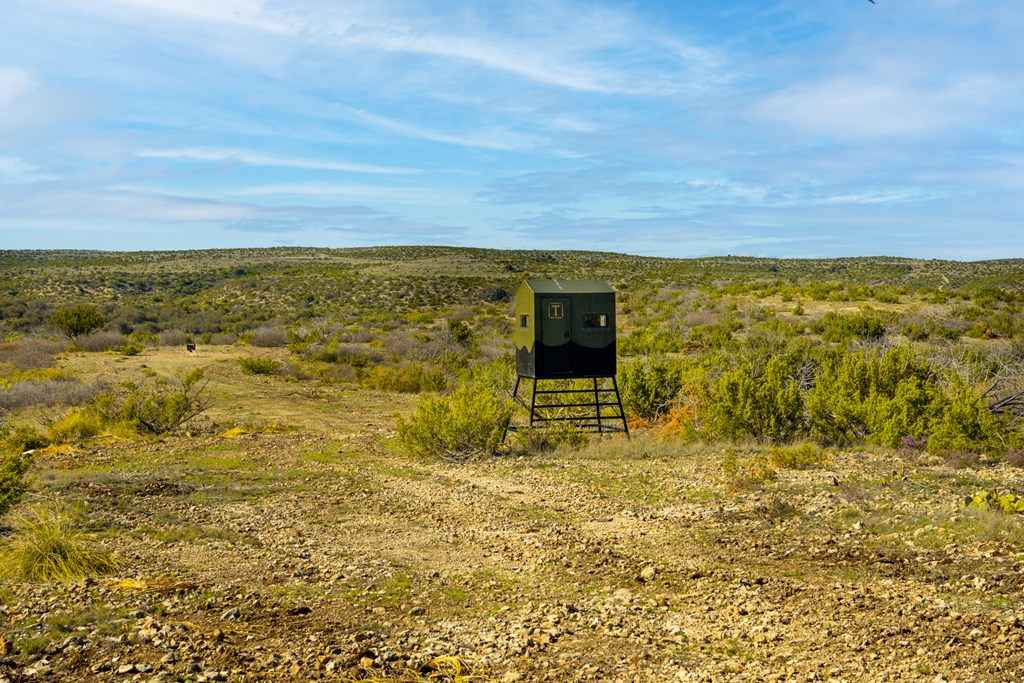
[754,69,1004,141]
[137,147,416,175]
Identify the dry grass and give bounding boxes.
[0,503,117,582]
[341,656,491,683]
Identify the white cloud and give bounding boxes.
[231,182,463,205]
[76,0,300,35]
[0,155,55,182]
[754,69,1003,141]
[137,147,416,175]
[0,66,35,107]
[336,107,540,152]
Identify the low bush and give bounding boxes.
[0,339,65,372]
[705,356,804,443]
[809,309,891,343]
[46,408,105,444]
[0,377,106,411]
[158,329,187,346]
[397,384,514,458]
[0,450,33,518]
[926,376,1020,458]
[769,443,829,469]
[721,450,778,490]
[359,364,447,393]
[246,326,288,348]
[237,356,281,376]
[618,357,687,421]
[51,305,104,339]
[91,369,212,435]
[73,332,126,353]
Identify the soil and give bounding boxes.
[2,347,1024,682]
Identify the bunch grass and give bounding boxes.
[0,503,117,582]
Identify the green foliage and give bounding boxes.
[117,340,144,356]
[509,423,589,454]
[0,451,33,518]
[0,503,117,582]
[359,364,448,393]
[769,443,828,469]
[46,408,105,444]
[397,383,514,458]
[619,327,685,355]
[1,423,46,454]
[926,376,1020,457]
[965,491,1024,514]
[809,309,890,343]
[237,356,282,376]
[705,356,804,443]
[446,319,474,346]
[617,356,687,421]
[92,369,212,435]
[721,450,778,490]
[688,319,740,349]
[51,305,105,339]
[806,346,940,447]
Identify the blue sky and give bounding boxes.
[1,1,1022,259]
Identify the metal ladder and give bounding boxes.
[504,375,629,440]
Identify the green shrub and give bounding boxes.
[359,364,448,393]
[93,369,211,435]
[927,377,1020,457]
[769,443,828,469]
[618,357,687,421]
[705,356,804,443]
[721,450,778,490]
[806,346,940,447]
[809,309,890,343]
[619,327,686,355]
[237,356,281,376]
[1,423,46,454]
[0,451,32,518]
[117,340,145,356]
[397,383,514,458]
[51,305,105,339]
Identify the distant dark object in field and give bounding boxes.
[186,343,196,353]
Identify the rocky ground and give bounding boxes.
[3,348,1024,683]
[4,425,1024,683]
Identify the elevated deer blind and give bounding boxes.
[506,279,627,437]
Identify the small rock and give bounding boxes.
[221,607,241,620]
[502,672,523,683]
[639,566,658,583]
[116,663,137,675]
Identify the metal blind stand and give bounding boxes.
[504,375,629,442]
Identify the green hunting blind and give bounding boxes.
[506,279,627,437]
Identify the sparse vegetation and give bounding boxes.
[2,248,1024,681]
